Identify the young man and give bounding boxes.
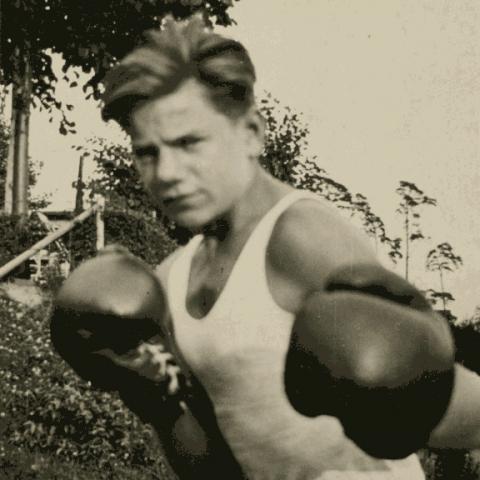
[56,15,480,480]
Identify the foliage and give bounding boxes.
[396,180,437,242]
[1,0,237,134]
[0,203,176,476]
[259,94,307,183]
[450,322,480,374]
[76,137,154,215]
[0,114,51,211]
[35,260,66,294]
[0,214,48,276]
[426,242,463,275]
[75,137,192,244]
[426,243,463,312]
[260,95,402,263]
[0,207,175,281]
[395,180,437,279]
[349,193,402,263]
[67,209,176,269]
[425,289,456,312]
[421,449,480,480]
[471,306,480,325]
[0,296,174,479]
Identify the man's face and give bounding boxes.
[129,79,261,229]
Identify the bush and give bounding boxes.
[0,296,173,479]
[0,214,48,278]
[68,209,176,268]
[420,449,480,480]
[0,208,177,477]
[0,209,176,282]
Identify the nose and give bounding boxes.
[154,147,181,186]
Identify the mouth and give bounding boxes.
[161,194,194,210]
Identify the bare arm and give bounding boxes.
[429,364,480,449]
[267,198,378,313]
[270,199,458,456]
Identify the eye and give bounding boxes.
[133,145,158,166]
[172,135,202,150]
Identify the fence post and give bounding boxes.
[95,195,105,251]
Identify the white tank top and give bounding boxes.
[166,190,425,480]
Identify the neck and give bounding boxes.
[201,168,291,244]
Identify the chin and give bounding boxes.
[170,211,212,231]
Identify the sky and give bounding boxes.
[24,0,480,319]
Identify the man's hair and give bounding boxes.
[101,15,256,128]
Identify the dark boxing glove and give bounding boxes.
[284,263,455,459]
[50,248,189,421]
[50,250,246,479]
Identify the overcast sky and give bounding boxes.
[27,0,479,319]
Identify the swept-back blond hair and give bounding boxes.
[102,15,256,128]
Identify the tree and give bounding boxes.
[426,242,463,313]
[1,1,237,215]
[395,180,437,280]
[0,109,10,210]
[471,305,480,325]
[260,94,310,184]
[75,137,152,215]
[350,193,402,263]
[260,95,353,209]
[425,288,457,321]
[259,96,402,262]
[2,1,236,118]
[0,113,49,211]
[260,94,356,210]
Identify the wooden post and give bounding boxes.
[74,154,85,214]
[95,195,105,251]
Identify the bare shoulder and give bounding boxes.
[154,246,184,289]
[267,197,378,311]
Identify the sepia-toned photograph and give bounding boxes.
[1,1,479,479]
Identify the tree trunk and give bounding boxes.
[439,269,446,312]
[3,92,16,214]
[11,49,32,218]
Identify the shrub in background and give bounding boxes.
[0,214,48,277]
[0,211,176,478]
[0,296,174,479]
[0,209,176,281]
[420,449,480,480]
[68,209,176,268]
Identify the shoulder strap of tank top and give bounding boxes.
[167,190,321,318]
[167,235,202,319]
[251,189,321,244]
[217,189,322,301]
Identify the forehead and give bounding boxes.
[129,79,234,139]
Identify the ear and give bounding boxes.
[242,108,265,159]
